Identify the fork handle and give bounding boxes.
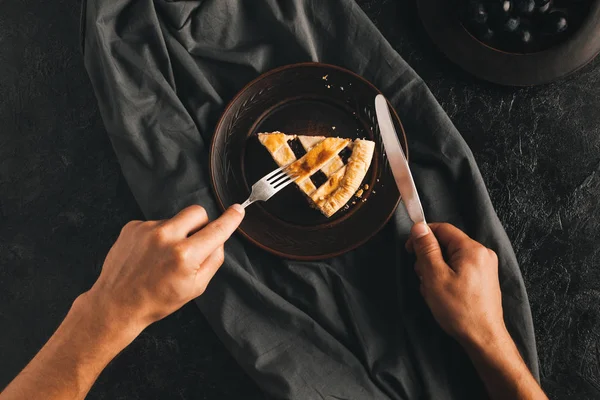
[240,198,254,209]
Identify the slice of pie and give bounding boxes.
[258,131,375,217]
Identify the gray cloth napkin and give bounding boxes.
[82,0,539,398]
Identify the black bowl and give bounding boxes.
[419,0,600,85]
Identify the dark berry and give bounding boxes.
[504,17,521,32]
[538,1,551,13]
[489,0,512,19]
[468,2,488,24]
[520,29,533,44]
[544,11,568,34]
[515,0,535,13]
[475,26,495,41]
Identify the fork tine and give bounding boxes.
[266,169,287,183]
[270,170,293,186]
[242,167,298,209]
[267,168,294,183]
[264,166,286,181]
[273,174,298,190]
[272,173,297,188]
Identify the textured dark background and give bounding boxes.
[1,0,599,399]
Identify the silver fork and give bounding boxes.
[240,166,298,209]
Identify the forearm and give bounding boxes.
[462,329,547,400]
[1,293,141,400]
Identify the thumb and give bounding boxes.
[411,222,445,268]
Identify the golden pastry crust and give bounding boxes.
[298,136,346,177]
[313,140,375,217]
[258,132,316,194]
[286,137,350,183]
[257,132,374,217]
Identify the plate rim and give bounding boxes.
[209,62,406,260]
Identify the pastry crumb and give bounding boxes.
[352,201,356,205]
[355,189,363,198]
[340,86,344,91]
[332,126,336,130]
[364,184,369,190]
[326,85,331,89]
[322,74,328,80]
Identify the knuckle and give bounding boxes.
[197,281,209,296]
[151,225,171,244]
[475,247,496,267]
[459,268,480,288]
[120,220,140,235]
[488,248,498,263]
[458,237,477,250]
[171,243,191,265]
[466,244,492,265]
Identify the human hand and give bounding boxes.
[80,204,244,339]
[406,222,507,347]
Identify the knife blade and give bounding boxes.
[375,94,426,225]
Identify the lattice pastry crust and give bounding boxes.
[258,132,375,217]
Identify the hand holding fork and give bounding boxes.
[240,166,298,209]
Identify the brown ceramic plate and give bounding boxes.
[418,0,600,86]
[209,63,404,260]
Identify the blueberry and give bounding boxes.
[474,26,495,41]
[520,29,533,44]
[544,11,568,34]
[538,2,551,13]
[504,17,521,32]
[489,0,512,18]
[467,2,488,24]
[515,0,535,13]
[535,0,551,13]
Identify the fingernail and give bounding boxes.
[411,222,429,239]
[230,204,245,216]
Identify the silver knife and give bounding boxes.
[375,94,426,225]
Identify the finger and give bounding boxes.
[487,248,499,268]
[192,246,225,296]
[163,205,209,237]
[410,222,449,279]
[428,223,475,257]
[414,261,423,279]
[185,205,244,262]
[405,237,414,253]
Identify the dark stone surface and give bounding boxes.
[0,0,598,398]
